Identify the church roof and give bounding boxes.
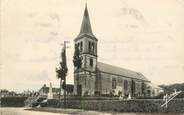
[75,4,97,41]
[97,62,149,82]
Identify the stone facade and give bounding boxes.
[74,72,96,96]
[96,71,143,96]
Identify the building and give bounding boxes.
[145,83,164,97]
[39,84,60,98]
[39,83,74,98]
[73,4,152,97]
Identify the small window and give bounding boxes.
[112,78,116,89]
[90,58,93,67]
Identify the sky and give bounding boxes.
[1,0,184,92]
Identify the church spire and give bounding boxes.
[78,3,94,37]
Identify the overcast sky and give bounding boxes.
[1,0,184,92]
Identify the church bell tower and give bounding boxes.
[74,4,98,96]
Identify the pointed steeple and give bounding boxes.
[77,3,95,38]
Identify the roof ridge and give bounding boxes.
[97,61,149,81]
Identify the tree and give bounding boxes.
[56,45,68,106]
[159,83,184,98]
[73,45,82,70]
[73,45,82,95]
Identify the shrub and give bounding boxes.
[1,97,27,107]
[47,98,184,113]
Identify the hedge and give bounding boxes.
[47,99,184,113]
[1,97,27,107]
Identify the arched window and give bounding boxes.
[91,42,94,53]
[77,43,80,51]
[90,58,93,67]
[88,41,91,52]
[80,42,83,52]
[112,78,116,89]
[124,80,128,90]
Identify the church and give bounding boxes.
[73,4,151,97]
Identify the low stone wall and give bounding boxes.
[47,99,184,113]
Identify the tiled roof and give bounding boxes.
[97,62,149,81]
